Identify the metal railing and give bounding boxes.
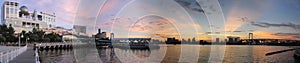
[35,48,40,63]
[0,45,28,63]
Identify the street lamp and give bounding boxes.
[26,38,29,45]
[19,33,24,47]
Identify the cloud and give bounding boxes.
[224,0,271,32]
[250,31,300,40]
[272,33,300,39]
[232,30,243,32]
[250,22,300,30]
[198,35,210,40]
[99,0,117,13]
[272,33,300,36]
[174,0,204,13]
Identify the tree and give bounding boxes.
[0,25,16,42]
[44,32,62,42]
[0,35,6,42]
[28,28,45,42]
[43,38,50,42]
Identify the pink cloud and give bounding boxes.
[225,0,271,32]
[99,0,117,13]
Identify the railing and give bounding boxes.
[35,48,40,63]
[0,45,28,63]
[36,42,84,47]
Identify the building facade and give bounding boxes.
[227,36,240,43]
[94,29,108,39]
[2,1,56,33]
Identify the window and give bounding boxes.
[36,24,39,28]
[26,22,30,27]
[6,8,9,15]
[22,22,26,27]
[32,23,36,27]
[15,8,18,14]
[10,8,14,14]
[37,15,43,21]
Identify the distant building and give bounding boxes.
[188,38,191,42]
[2,1,55,33]
[101,32,107,38]
[216,38,220,43]
[46,27,73,35]
[227,36,240,43]
[94,29,108,39]
[73,25,86,34]
[113,38,151,43]
[95,29,101,38]
[192,37,196,43]
[166,37,180,44]
[182,39,186,43]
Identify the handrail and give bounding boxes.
[35,48,40,63]
[0,45,28,63]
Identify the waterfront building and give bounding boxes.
[166,37,180,44]
[101,32,107,38]
[94,29,109,39]
[1,1,56,33]
[227,36,240,43]
[73,25,87,36]
[192,37,195,43]
[46,27,73,35]
[113,38,151,43]
[216,38,220,43]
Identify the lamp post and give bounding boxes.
[19,33,24,47]
[26,38,29,45]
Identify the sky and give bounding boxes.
[1,0,300,41]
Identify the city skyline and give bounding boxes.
[1,0,300,41]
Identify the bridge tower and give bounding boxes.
[249,33,253,44]
[110,33,114,47]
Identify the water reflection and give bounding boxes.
[39,49,75,63]
[39,45,297,63]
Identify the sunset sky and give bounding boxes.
[1,0,300,41]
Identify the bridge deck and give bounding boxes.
[9,47,35,63]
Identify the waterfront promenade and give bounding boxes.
[9,47,35,63]
[0,45,29,63]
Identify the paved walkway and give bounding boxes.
[9,47,35,63]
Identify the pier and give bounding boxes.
[35,42,84,50]
[9,47,36,63]
[0,45,28,63]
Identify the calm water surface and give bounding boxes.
[39,45,297,63]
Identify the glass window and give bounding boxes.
[6,8,9,14]
[10,8,14,14]
[36,24,39,28]
[15,8,18,13]
[22,22,26,27]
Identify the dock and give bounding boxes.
[35,42,85,50]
